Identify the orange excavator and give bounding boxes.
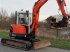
[1,0,69,50]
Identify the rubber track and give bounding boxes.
[1,38,32,50]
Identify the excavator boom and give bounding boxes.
[31,0,48,33]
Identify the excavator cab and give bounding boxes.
[16,10,32,26]
[9,10,33,39]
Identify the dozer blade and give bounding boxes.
[33,37,51,49]
[1,38,32,50]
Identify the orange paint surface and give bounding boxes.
[11,24,26,35]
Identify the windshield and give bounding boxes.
[18,13,32,26]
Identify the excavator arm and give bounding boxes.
[56,0,67,18]
[31,0,68,35]
[55,0,68,27]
